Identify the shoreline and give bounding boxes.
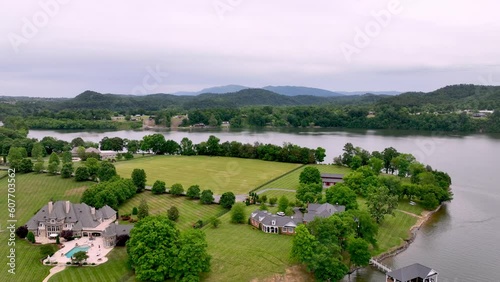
[374,204,443,262]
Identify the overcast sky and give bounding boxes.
[1,0,499,97]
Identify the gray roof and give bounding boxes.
[304,203,345,222]
[26,201,116,230]
[103,223,133,237]
[250,209,303,228]
[320,173,344,179]
[387,263,437,281]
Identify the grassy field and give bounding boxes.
[255,164,351,202]
[0,173,93,282]
[115,156,301,195]
[118,191,226,230]
[202,206,295,282]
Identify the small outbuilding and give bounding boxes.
[320,173,344,188]
[386,263,438,282]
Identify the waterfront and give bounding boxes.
[29,128,500,281]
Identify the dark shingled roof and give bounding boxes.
[320,173,344,179]
[103,223,134,237]
[387,263,438,281]
[303,203,345,222]
[250,209,303,228]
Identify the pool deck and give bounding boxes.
[43,237,113,265]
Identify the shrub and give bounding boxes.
[167,206,179,222]
[27,231,35,243]
[66,262,71,265]
[151,180,166,194]
[230,203,246,224]
[209,216,221,228]
[132,207,138,215]
[124,152,134,160]
[83,262,88,265]
[200,189,214,204]
[269,197,278,206]
[60,230,74,241]
[75,167,90,181]
[193,220,204,229]
[186,185,201,199]
[220,192,236,209]
[15,225,28,239]
[116,234,130,246]
[260,195,268,203]
[170,183,184,196]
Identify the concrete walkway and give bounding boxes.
[255,188,296,195]
[42,265,66,282]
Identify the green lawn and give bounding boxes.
[115,156,301,195]
[202,206,294,282]
[257,164,351,191]
[0,173,93,282]
[118,191,227,230]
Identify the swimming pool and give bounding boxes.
[65,245,90,258]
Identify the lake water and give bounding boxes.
[29,128,500,282]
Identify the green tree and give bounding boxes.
[75,167,90,181]
[186,185,201,199]
[170,183,184,196]
[60,162,74,178]
[179,137,196,156]
[368,157,384,175]
[167,206,180,222]
[77,146,86,159]
[382,147,399,174]
[131,169,147,192]
[137,198,149,220]
[34,157,45,173]
[171,229,211,282]
[97,161,117,182]
[366,186,398,223]
[141,133,167,154]
[296,183,322,204]
[132,207,138,215]
[48,152,60,165]
[220,192,236,209]
[209,216,221,228]
[47,161,59,175]
[85,157,100,180]
[347,237,371,268]
[18,158,33,173]
[308,245,348,282]
[206,135,221,156]
[200,190,214,204]
[151,180,166,194]
[325,183,358,210]
[299,167,322,184]
[259,201,267,210]
[31,142,46,158]
[230,203,246,224]
[314,147,326,163]
[291,225,317,263]
[278,195,289,212]
[72,251,89,266]
[127,216,180,281]
[7,147,23,170]
[260,195,267,203]
[27,231,35,243]
[341,209,379,246]
[61,151,72,164]
[269,197,278,206]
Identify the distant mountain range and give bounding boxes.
[173,85,401,97]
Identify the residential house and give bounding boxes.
[250,203,345,234]
[26,201,130,248]
[71,147,117,160]
[303,203,345,223]
[321,173,344,188]
[386,263,438,282]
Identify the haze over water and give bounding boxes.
[29,128,500,281]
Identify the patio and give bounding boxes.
[43,236,114,265]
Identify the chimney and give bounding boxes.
[48,201,53,214]
[65,201,71,214]
[91,207,95,215]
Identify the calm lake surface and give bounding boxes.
[29,128,500,282]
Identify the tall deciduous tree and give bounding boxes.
[131,169,147,192]
[277,195,289,212]
[230,203,246,224]
[151,180,166,194]
[325,183,358,210]
[291,225,317,264]
[347,237,371,268]
[97,161,117,182]
[170,183,184,196]
[220,192,236,209]
[186,185,201,199]
[366,186,398,223]
[137,198,149,220]
[171,229,211,282]
[60,162,74,178]
[299,167,322,184]
[200,190,214,204]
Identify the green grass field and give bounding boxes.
[115,156,301,195]
[118,191,227,230]
[0,173,93,282]
[202,206,294,281]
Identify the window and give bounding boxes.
[271,220,276,225]
[282,227,287,232]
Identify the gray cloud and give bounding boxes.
[1,0,499,97]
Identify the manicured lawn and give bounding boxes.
[115,156,301,194]
[118,191,226,230]
[202,206,294,281]
[50,247,135,282]
[257,164,351,191]
[0,173,93,282]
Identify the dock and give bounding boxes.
[369,258,392,273]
